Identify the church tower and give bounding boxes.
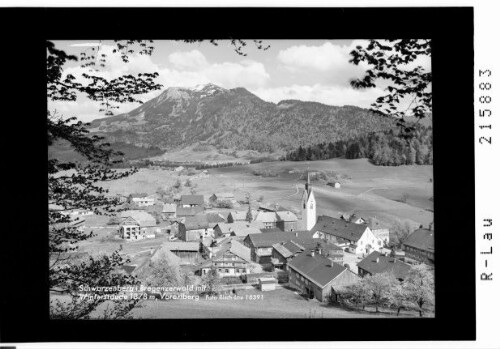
[301,172,317,231]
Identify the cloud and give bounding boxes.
[251,84,387,109]
[276,41,370,86]
[168,50,209,70]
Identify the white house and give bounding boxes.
[310,215,383,255]
[119,210,158,240]
[129,193,156,207]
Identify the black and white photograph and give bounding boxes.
[47,38,435,320]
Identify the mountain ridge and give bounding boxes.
[88,83,397,153]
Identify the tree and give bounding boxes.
[343,279,372,310]
[246,205,253,223]
[386,282,411,316]
[202,267,221,296]
[350,39,432,140]
[136,250,183,288]
[391,220,416,247]
[364,272,397,312]
[405,264,435,317]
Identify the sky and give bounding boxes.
[48,40,431,122]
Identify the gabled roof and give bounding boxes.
[287,252,350,288]
[205,212,226,224]
[176,206,204,217]
[311,215,369,242]
[183,215,210,230]
[246,230,315,248]
[180,195,204,206]
[129,193,148,198]
[214,192,235,199]
[230,240,252,262]
[119,210,156,227]
[282,240,305,254]
[276,211,298,222]
[161,241,200,252]
[272,243,294,258]
[403,228,434,252]
[258,203,287,212]
[254,211,278,223]
[260,227,283,234]
[216,222,264,237]
[357,251,412,280]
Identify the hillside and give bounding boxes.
[88,83,395,153]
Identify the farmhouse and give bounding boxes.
[179,215,212,241]
[287,250,359,302]
[213,221,264,239]
[161,241,201,264]
[357,251,412,281]
[197,240,251,277]
[162,203,177,219]
[243,230,314,264]
[119,210,157,240]
[179,195,204,208]
[129,193,155,207]
[209,192,235,203]
[276,211,298,232]
[254,211,279,229]
[402,228,434,265]
[311,215,382,254]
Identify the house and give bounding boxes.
[271,240,304,269]
[162,203,177,219]
[160,241,201,264]
[213,221,264,239]
[357,251,412,281]
[176,206,204,218]
[197,239,251,277]
[402,228,434,265]
[129,193,155,207]
[287,250,359,302]
[227,209,258,223]
[179,195,204,208]
[301,172,317,230]
[119,210,157,240]
[372,228,390,246]
[178,215,212,241]
[276,211,298,232]
[253,211,279,229]
[340,212,366,225]
[310,215,383,254]
[201,236,232,259]
[243,230,315,264]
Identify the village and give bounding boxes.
[58,168,435,318]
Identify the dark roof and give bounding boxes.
[311,215,369,242]
[272,243,294,258]
[282,240,305,254]
[246,230,314,248]
[180,195,204,206]
[129,193,148,198]
[176,206,204,217]
[403,228,434,252]
[287,252,349,288]
[205,212,226,224]
[357,251,412,280]
[183,215,210,230]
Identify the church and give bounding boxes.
[301,172,317,231]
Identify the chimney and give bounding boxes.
[310,250,315,257]
[375,257,379,263]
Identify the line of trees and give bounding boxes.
[283,125,433,166]
[338,264,435,317]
